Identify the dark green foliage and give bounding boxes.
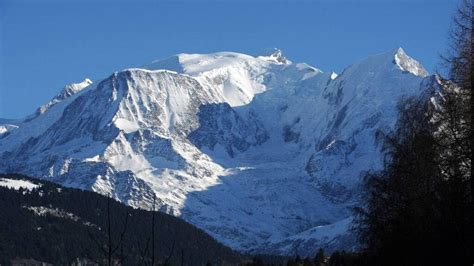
[327,251,366,266]
[313,248,324,266]
[0,173,240,265]
[247,257,265,266]
[241,254,289,265]
[238,247,370,266]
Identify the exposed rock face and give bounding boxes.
[189,103,268,157]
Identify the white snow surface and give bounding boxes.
[0,48,433,255]
[0,124,18,135]
[0,118,20,136]
[0,178,40,191]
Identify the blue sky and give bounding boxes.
[0,0,459,119]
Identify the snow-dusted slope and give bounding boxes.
[0,48,431,255]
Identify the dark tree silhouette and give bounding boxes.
[355,1,472,264]
[435,0,472,261]
[152,194,156,265]
[88,195,130,265]
[314,248,325,266]
[354,98,442,265]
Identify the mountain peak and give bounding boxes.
[258,48,290,64]
[36,78,93,115]
[393,47,428,77]
[58,78,93,100]
[346,47,429,79]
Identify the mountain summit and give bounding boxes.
[0,48,432,255]
[257,48,290,64]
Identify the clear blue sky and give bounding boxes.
[0,0,459,119]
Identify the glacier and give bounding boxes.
[0,48,433,256]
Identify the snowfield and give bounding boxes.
[0,48,433,256]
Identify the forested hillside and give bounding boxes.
[0,174,241,265]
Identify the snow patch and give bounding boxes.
[26,206,80,222]
[0,124,18,135]
[0,178,40,191]
[114,118,140,133]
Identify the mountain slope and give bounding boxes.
[0,48,431,256]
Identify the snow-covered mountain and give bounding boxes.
[0,48,432,256]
